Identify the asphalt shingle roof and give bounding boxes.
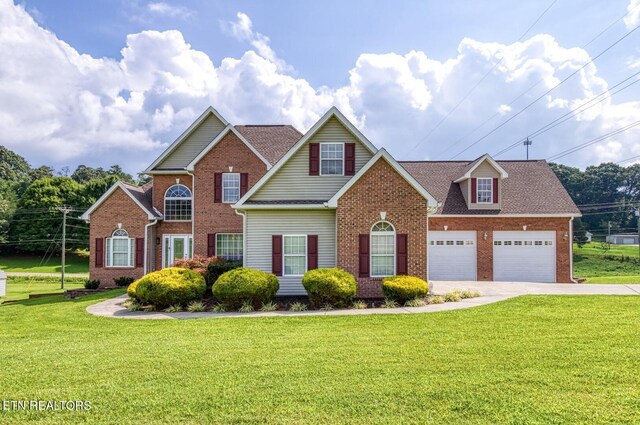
[235,125,302,165]
[400,160,580,215]
[121,182,160,218]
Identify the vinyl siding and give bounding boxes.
[251,117,374,201]
[245,209,336,295]
[155,114,226,170]
[470,161,500,178]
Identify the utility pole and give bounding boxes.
[608,221,611,236]
[57,205,72,289]
[523,138,532,160]
[636,208,640,259]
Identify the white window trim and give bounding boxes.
[283,234,307,277]
[162,234,193,268]
[319,142,345,176]
[106,229,134,268]
[222,173,241,204]
[370,221,396,278]
[164,184,193,222]
[215,233,243,261]
[476,177,493,204]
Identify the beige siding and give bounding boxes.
[459,179,469,205]
[469,160,501,210]
[156,114,226,169]
[245,209,336,295]
[470,161,500,178]
[251,117,374,201]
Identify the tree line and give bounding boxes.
[0,146,148,254]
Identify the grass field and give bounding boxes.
[573,242,640,283]
[0,251,89,274]
[0,292,638,424]
[1,276,86,302]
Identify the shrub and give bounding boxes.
[186,301,206,312]
[84,279,100,290]
[212,268,279,309]
[301,268,357,307]
[444,291,462,302]
[134,268,206,309]
[127,279,140,300]
[211,304,227,313]
[382,298,399,308]
[114,276,135,287]
[461,289,481,299]
[351,300,368,309]
[430,295,445,304]
[164,305,182,313]
[125,300,141,312]
[289,302,307,312]
[174,255,214,278]
[382,275,429,303]
[207,259,243,287]
[320,303,334,311]
[405,297,426,307]
[239,301,254,313]
[260,301,278,312]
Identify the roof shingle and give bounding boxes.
[235,125,302,165]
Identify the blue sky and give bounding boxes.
[2,0,640,174]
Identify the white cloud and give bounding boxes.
[147,2,193,19]
[625,0,640,29]
[1,2,639,176]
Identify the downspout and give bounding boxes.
[144,219,158,275]
[569,217,577,283]
[187,170,195,256]
[234,209,247,267]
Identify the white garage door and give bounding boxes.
[493,231,556,282]
[428,231,477,280]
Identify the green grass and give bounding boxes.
[1,276,86,302]
[0,293,639,424]
[573,243,640,283]
[0,251,89,273]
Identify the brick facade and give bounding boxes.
[336,158,428,298]
[428,216,573,282]
[192,131,267,257]
[88,187,149,286]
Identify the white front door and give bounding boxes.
[428,231,477,280]
[163,235,193,268]
[493,231,556,282]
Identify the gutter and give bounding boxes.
[569,217,578,283]
[144,219,158,274]
[234,209,247,267]
[187,170,196,257]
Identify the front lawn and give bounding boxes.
[1,276,86,302]
[0,251,89,273]
[573,242,640,283]
[0,293,638,423]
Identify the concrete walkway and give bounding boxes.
[86,281,640,320]
[6,272,89,278]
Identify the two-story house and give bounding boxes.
[82,106,580,296]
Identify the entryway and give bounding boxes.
[163,235,193,268]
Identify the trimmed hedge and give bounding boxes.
[84,279,100,290]
[382,275,429,302]
[302,268,357,307]
[134,268,206,309]
[207,259,243,287]
[212,268,279,308]
[127,279,139,300]
[114,276,135,287]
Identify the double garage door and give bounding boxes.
[429,231,556,282]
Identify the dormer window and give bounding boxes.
[477,178,493,203]
[320,143,344,175]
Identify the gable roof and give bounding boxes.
[401,159,580,216]
[453,154,508,183]
[235,125,302,165]
[186,125,272,171]
[81,181,160,221]
[327,149,437,207]
[235,106,377,207]
[145,106,229,173]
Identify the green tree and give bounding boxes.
[0,146,30,182]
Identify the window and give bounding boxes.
[164,185,192,221]
[446,240,454,246]
[371,221,395,277]
[216,234,243,261]
[545,240,554,246]
[535,241,542,246]
[283,235,306,275]
[222,173,240,203]
[456,240,464,246]
[494,241,502,246]
[436,241,444,245]
[477,177,493,203]
[106,229,134,268]
[514,241,523,246]
[320,143,344,175]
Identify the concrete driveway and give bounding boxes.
[431,281,640,296]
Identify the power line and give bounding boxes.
[450,21,640,159]
[547,120,640,161]
[406,0,558,156]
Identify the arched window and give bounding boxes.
[371,221,395,277]
[106,228,134,267]
[164,184,192,221]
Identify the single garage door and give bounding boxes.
[428,231,477,280]
[493,231,556,282]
